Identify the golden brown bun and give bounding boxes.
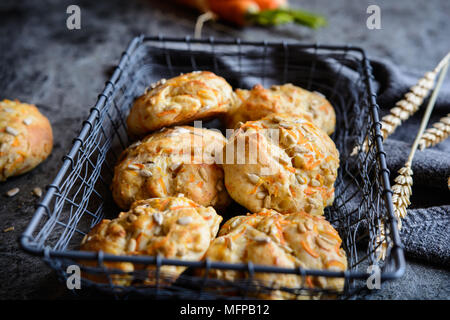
[204,209,347,300]
[127,71,235,137]
[222,113,339,215]
[0,99,53,181]
[112,126,230,211]
[225,84,336,135]
[80,196,222,285]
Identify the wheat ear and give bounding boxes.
[418,113,450,150]
[376,59,449,260]
[353,53,450,155]
[381,52,450,140]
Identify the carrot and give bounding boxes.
[254,0,287,10]
[305,276,314,288]
[243,123,261,130]
[304,187,315,196]
[208,0,259,26]
[250,181,263,194]
[320,230,341,242]
[158,177,167,194]
[156,109,177,117]
[11,138,20,147]
[285,165,296,173]
[289,185,296,197]
[174,0,326,28]
[326,260,345,269]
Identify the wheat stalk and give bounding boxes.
[353,52,450,155]
[194,11,217,39]
[376,59,449,261]
[380,73,435,140]
[418,113,450,150]
[381,52,450,140]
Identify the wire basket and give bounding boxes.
[21,35,405,299]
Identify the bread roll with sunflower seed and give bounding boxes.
[225,84,336,135]
[222,113,339,215]
[80,196,222,285]
[0,99,53,181]
[112,126,230,211]
[203,209,347,300]
[127,71,235,137]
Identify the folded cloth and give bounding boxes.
[371,59,450,267]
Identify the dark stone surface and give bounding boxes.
[0,0,449,300]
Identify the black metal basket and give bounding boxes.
[20,35,405,299]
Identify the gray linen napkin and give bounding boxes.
[371,59,450,267]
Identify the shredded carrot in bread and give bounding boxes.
[320,230,341,242]
[170,205,194,211]
[326,260,345,269]
[305,276,314,288]
[309,143,323,159]
[276,223,286,244]
[304,154,314,161]
[152,237,169,250]
[319,104,329,113]
[285,165,296,173]
[156,198,170,211]
[156,109,177,117]
[245,124,261,131]
[250,181,263,194]
[273,185,279,196]
[304,187,316,196]
[335,245,341,255]
[11,138,19,147]
[135,233,145,249]
[301,240,319,258]
[305,160,321,170]
[313,224,318,233]
[158,177,167,194]
[10,155,24,168]
[297,135,308,145]
[231,226,246,240]
[328,188,335,196]
[289,186,296,197]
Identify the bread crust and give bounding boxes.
[204,209,347,299]
[223,113,339,215]
[0,99,53,181]
[112,126,230,210]
[127,71,235,137]
[225,84,336,135]
[80,196,222,285]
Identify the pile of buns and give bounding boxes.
[80,71,347,299]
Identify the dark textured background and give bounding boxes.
[0,0,449,299]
